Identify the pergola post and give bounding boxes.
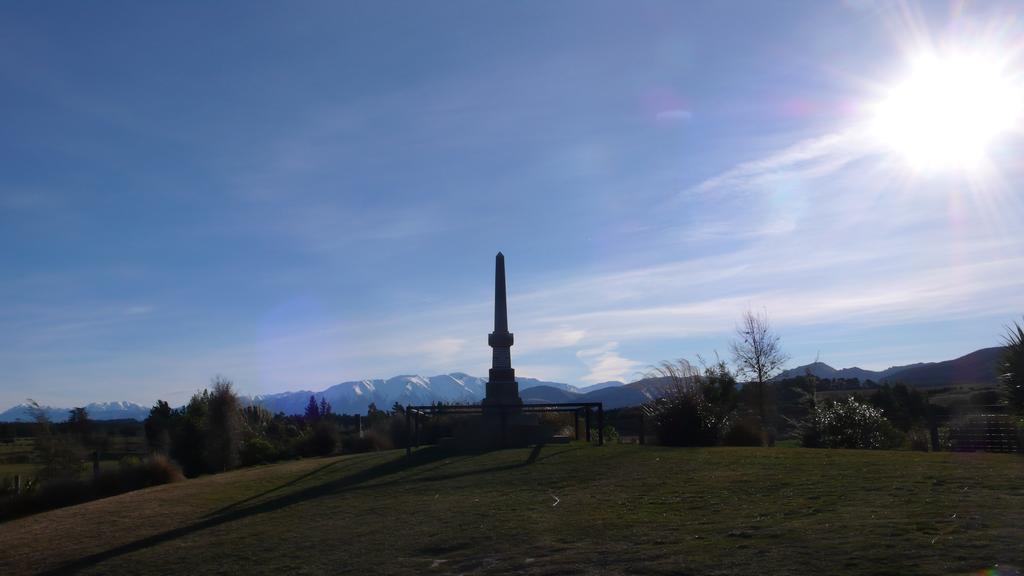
[414,411,420,448]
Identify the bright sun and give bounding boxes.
[872,49,1023,173]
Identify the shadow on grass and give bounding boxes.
[42,444,579,575]
[203,457,356,518]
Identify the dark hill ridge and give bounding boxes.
[888,347,1002,387]
[775,347,1003,387]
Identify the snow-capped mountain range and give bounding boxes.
[0,401,151,423]
[250,373,585,417]
[0,374,603,422]
[1,347,1001,422]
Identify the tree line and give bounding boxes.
[142,379,411,478]
[645,310,1024,452]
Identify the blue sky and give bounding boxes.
[2,1,1023,409]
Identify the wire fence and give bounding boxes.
[939,406,1021,453]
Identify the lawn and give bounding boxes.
[1,444,1021,575]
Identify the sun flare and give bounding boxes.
[871,49,1022,173]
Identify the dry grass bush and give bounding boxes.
[647,387,722,447]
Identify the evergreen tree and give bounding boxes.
[144,400,174,454]
[67,407,91,443]
[319,397,332,418]
[304,395,320,421]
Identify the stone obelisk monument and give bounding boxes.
[482,252,523,411]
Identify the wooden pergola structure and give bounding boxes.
[404,401,605,455]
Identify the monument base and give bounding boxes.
[441,412,553,450]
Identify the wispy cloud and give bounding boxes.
[684,129,874,196]
[575,342,644,384]
[656,108,693,122]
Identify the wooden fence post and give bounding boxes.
[14,474,20,495]
[405,407,412,456]
[585,408,591,442]
[574,409,580,441]
[639,411,645,445]
[93,451,100,480]
[598,405,604,446]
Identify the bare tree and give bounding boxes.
[730,308,789,425]
[27,399,84,479]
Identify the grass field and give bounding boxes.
[1,444,1022,575]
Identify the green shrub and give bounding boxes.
[240,437,278,466]
[588,425,620,443]
[722,414,764,446]
[118,455,141,470]
[802,397,891,449]
[878,419,905,450]
[905,428,932,451]
[305,420,340,456]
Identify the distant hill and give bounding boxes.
[520,385,580,404]
[774,347,1003,388]
[576,381,626,394]
[519,376,672,410]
